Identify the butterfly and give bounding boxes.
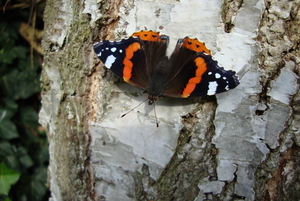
[94,30,239,105]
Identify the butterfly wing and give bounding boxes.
[94,31,169,90]
[94,37,150,89]
[163,37,239,97]
[130,31,169,87]
[181,52,239,97]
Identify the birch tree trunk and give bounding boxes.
[39,0,300,200]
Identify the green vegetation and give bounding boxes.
[0,1,49,200]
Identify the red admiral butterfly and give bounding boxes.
[94,30,239,105]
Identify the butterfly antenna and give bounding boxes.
[153,101,159,127]
[121,98,148,118]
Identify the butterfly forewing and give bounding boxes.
[94,37,149,89]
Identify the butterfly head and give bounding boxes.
[147,93,161,105]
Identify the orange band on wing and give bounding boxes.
[123,42,141,82]
[181,57,207,97]
[182,37,211,55]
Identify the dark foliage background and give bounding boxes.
[0,0,49,200]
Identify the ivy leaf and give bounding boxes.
[0,45,27,64]
[20,107,39,133]
[0,162,20,195]
[25,167,48,200]
[0,119,19,140]
[0,99,18,120]
[0,21,19,43]
[1,68,40,100]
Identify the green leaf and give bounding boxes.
[15,69,40,99]
[1,68,40,100]
[0,21,19,43]
[2,156,20,172]
[16,147,33,169]
[26,167,48,200]
[0,99,18,121]
[0,119,19,140]
[0,45,27,64]
[20,107,39,131]
[1,69,18,98]
[0,142,14,157]
[4,196,12,201]
[0,63,9,76]
[0,195,12,201]
[0,162,20,195]
[0,99,19,140]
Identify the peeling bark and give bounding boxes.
[40,0,123,200]
[254,1,300,200]
[221,0,244,32]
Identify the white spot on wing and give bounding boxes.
[105,47,109,50]
[119,49,123,53]
[104,55,116,69]
[207,81,218,95]
[215,73,221,79]
[208,72,212,75]
[111,47,117,52]
[97,52,102,57]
